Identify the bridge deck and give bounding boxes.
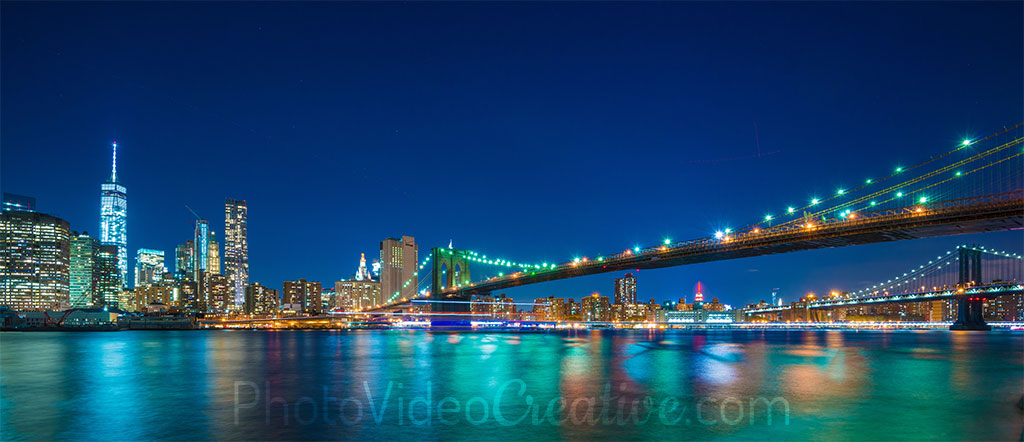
[447,192,1023,297]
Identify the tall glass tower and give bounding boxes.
[224,198,248,306]
[100,141,127,288]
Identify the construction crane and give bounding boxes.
[185,205,202,220]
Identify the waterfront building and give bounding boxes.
[99,141,127,288]
[283,279,322,314]
[380,235,417,303]
[666,309,734,323]
[614,273,637,305]
[619,303,651,321]
[335,279,381,310]
[470,295,494,315]
[494,293,516,319]
[244,282,278,315]
[134,248,166,288]
[564,299,583,321]
[95,245,121,307]
[130,285,176,311]
[208,274,232,312]
[224,198,248,306]
[0,210,71,310]
[533,296,565,321]
[582,293,611,322]
[174,240,194,280]
[705,297,726,312]
[70,232,100,308]
[2,193,35,212]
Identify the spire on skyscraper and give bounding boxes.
[111,141,118,182]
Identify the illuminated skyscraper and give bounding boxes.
[694,281,705,303]
[134,248,166,288]
[70,232,100,308]
[614,273,637,305]
[355,253,371,281]
[95,245,120,307]
[175,240,194,280]
[194,220,209,276]
[380,235,417,303]
[99,141,127,288]
[1,211,71,310]
[208,233,220,276]
[224,199,248,306]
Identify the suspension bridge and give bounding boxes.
[364,123,1024,330]
[744,245,1023,330]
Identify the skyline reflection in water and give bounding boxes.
[1,330,1021,440]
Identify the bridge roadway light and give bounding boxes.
[962,139,971,146]
[787,207,795,213]
[714,231,724,239]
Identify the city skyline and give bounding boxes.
[2,2,1022,307]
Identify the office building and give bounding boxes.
[99,141,128,288]
[193,220,210,279]
[0,211,71,310]
[208,233,220,276]
[614,273,637,305]
[175,240,194,280]
[134,248,166,288]
[95,245,121,307]
[380,235,417,303]
[2,193,35,212]
[70,232,100,308]
[224,198,248,306]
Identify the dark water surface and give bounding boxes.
[1,329,1022,440]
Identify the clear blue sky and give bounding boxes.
[2,2,1021,306]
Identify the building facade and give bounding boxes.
[175,240,194,280]
[99,142,127,289]
[582,294,612,322]
[224,199,249,306]
[134,248,166,289]
[1,211,72,310]
[380,236,418,303]
[244,282,278,315]
[95,245,121,307]
[70,232,100,308]
[614,273,637,305]
[335,279,382,311]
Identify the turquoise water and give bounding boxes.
[1,329,1021,440]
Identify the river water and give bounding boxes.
[1,329,1021,440]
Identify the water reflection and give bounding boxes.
[0,330,1021,440]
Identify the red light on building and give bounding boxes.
[695,281,704,303]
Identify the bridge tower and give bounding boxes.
[431,247,474,312]
[950,246,990,331]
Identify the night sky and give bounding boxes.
[3,2,1021,306]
